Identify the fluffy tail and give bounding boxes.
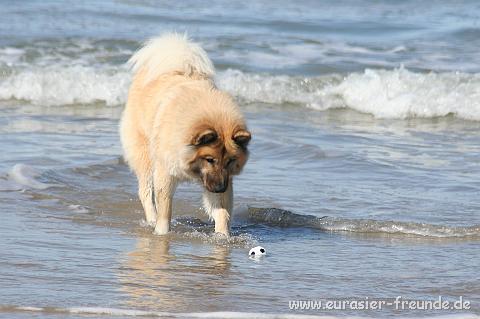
[127,33,215,84]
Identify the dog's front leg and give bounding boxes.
[152,166,176,235]
[202,179,233,236]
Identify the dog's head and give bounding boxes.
[187,125,251,193]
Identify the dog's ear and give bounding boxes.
[193,129,218,146]
[233,130,251,148]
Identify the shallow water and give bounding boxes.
[1,1,480,318]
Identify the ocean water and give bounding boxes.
[1,1,480,318]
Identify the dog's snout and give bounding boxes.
[212,182,228,193]
[204,174,228,193]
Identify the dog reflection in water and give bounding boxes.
[118,235,231,311]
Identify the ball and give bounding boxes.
[249,246,266,258]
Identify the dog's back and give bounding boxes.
[120,33,218,172]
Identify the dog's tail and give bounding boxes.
[127,33,215,84]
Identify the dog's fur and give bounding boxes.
[120,33,251,236]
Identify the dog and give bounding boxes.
[120,33,251,236]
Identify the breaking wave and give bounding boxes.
[248,208,480,239]
[0,64,479,120]
[0,65,130,106]
[219,68,480,120]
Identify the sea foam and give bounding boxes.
[1,305,478,319]
[219,68,480,121]
[0,66,130,106]
[325,68,480,120]
[0,65,479,120]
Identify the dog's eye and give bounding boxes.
[205,157,215,164]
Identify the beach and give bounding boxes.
[0,1,479,318]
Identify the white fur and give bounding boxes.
[203,184,233,234]
[127,33,215,84]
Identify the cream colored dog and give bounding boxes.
[120,34,251,236]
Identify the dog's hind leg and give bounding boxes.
[131,138,157,226]
[202,180,233,236]
[120,121,157,226]
[138,173,157,226]
[153,166,177,235]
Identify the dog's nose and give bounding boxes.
[212,183,227,193]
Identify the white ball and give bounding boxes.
[249,246,266,258]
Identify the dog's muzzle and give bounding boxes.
[204,174,229,193]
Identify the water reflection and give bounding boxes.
[118,235,232,312]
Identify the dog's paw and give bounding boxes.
[146,218,157,228]
[154,223,170,235]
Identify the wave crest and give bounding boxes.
[248,208,480,239]
[1,65,479,121]
[219,68,480,121]
[0,66,130,106]
[325,68,480,120]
